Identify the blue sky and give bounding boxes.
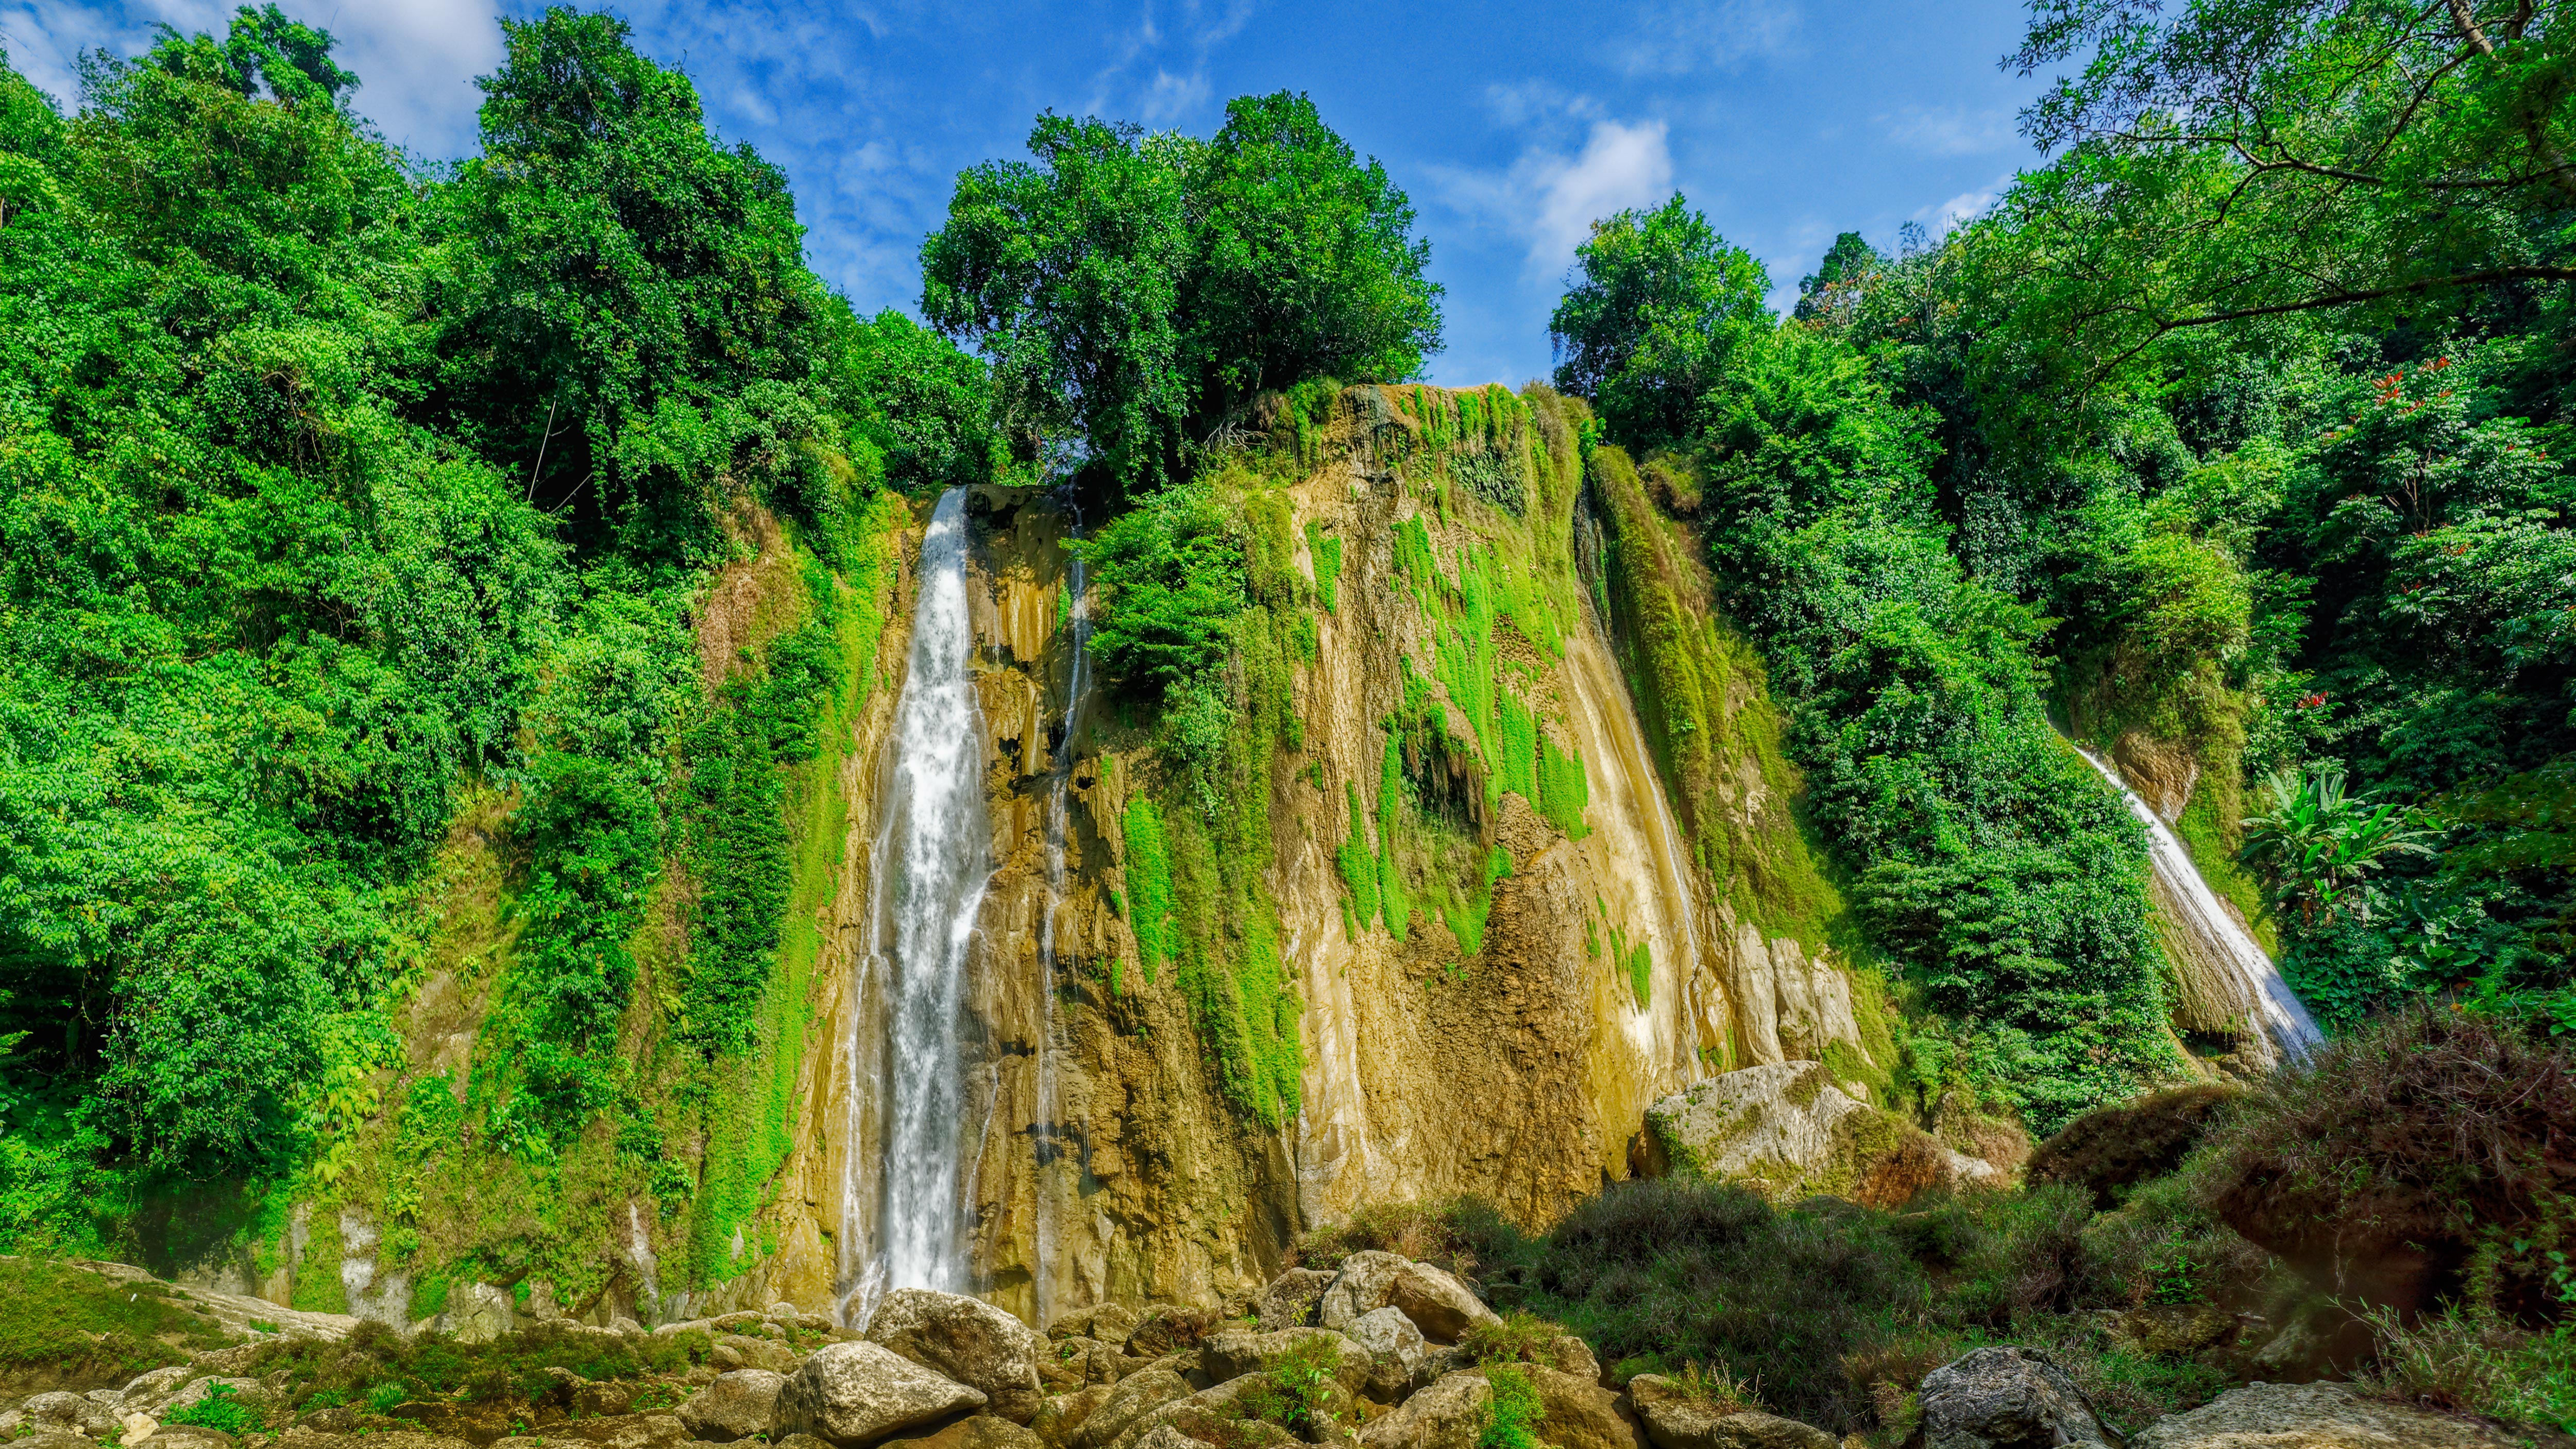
[2,0,2049,387]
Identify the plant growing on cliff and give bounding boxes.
[2239,765,2439,926]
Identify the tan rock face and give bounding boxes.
[1642,1062,1993,1207]
[773,1342,989,1449]
[749,389,1883,1324]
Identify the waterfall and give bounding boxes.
[2069,739,2323,1063]
[845,487,993,1320]
[1031,502,1090,1325]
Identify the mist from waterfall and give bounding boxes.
[2070,740,2324,1063]
[847,487,992,1320]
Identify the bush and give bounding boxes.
[1474,1179,1930,1432]
[167,1384,256,1433]
[2026,1084,2241,1209]
[1291,1195,1502,1277]
[2196,1007,2576,1319]
[1477,1364,1546,1449]
[2359,1305,2576,1432]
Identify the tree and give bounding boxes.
[1793,230,1880,328]
[921,92,1440,490]
[434,7,828,557]
[1184,93,1443,422]
[1990,0,2576,383]
[921,114,1194,487]
[1548,194,1772,450]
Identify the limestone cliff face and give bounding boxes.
[759,385,1886,1324]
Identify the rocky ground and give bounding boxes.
[5,1253,2549,1449]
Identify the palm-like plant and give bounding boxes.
[2241,766,2440,925]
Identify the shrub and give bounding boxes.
[2026,1084,2240,1209]
[2359,1305,2576,1431]
[1240,1333,1351,1439]
[1475,1178,1929,1433]
[2196,1006,2576,1318]
[1292,1196,1500,1276]
[167,1385,256,1434]
[1477,1364,1546,1449]
[1460,1310,1560,1366]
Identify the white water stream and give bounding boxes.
[2069,740,2323,1063]
[843,487,993,1322]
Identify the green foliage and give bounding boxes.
[166,1383,257,1434]
[1477,1364,1545,1449]
[2240,766,2439,931]
[923,92,1439,487]
[1304,521,1343,612]
[1549,195,1771,449]
[1337,781,1382,931]
[1123,799,1177,979]
[0,5,982,1260]
[1243,1332,1351,1439]
[0,1259,210,1379]
[2359,1306,2576,1432]
[1080,483,1247,702]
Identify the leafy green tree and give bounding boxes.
[1991,0,2575,383]
[921,92,1438,488]
[1548,194,1771,449]
[1184,92,1443,418]
[921,113,1193,485]
[434,7,829,557]
[1793,230,1880,328]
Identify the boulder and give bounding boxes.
[869,1289,1048,1425]
[1346,1308,1431,1400]
[124,1410,162,1443]
[1256,1269,1333,1333]
[122,1367,201,1409]
[1625,1380,1831,1449]
[1641,1063,1997,1208]
[544,1413,692,1449]
[1320,1252,1414,1334]
[1510,1367,1646,1449]
[1543,1335,1601,1386]
[13,1435,98,1449]
[678,1370,789,1442]
[878,1415,1048,1449]
[2128,1380,2519,1448]
[1103,1376,1325,1449]
[1032,1386,1114,1449]
[717,1333,802,1374]
[1041,1337,1127,1391]
[1357,1371,1489,1449]
[1917,1348,2113,1449]
[25,1391,121,1436]
[146,1430,239,1449]
[1128,1429,1201,1449]
[1387,1267,1498,1345]
[1047,1306,1141,1352]
[1198,1328,1373,1397]
[1075,1369,1190,1449]
[772,1341,990,1449]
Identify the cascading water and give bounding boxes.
[842,487,993,1323]
[1030,502,1090,1325]
[2070,739,2324,1063]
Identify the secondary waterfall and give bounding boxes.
[846,487,993,1319]
[2070,740,2323,1064]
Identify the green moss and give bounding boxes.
[1377,732,1412,943]
[1539,732,1590,838]
[1338,780,1382,929]
[0,1259,216,1378]
[1124,797,1177,980]
[1305,521,1344,612]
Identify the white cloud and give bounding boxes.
[0,0,501,158]
[1880,103,2017,157]
[1913,173,2011,235]
[1438,115,1674,274]
[1603,0,1799,77]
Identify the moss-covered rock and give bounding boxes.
[1640,1063,1996,1209]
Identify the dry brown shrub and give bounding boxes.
[2027,1082,2240,1209]
[2196,1007,2576,1320]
